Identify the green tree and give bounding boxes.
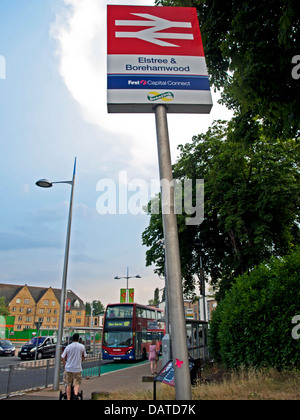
[154,287,160,305]
[85,300,105,316]
[156,0,300,139]
[209,247,300,369]
[0,297,10,317]
[143,193,200,298]
[143,119,300,299]
[148,287,161,306]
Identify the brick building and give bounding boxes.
[0,283,85,331]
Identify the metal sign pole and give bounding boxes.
[154,104,191,400]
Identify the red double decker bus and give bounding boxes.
[102,303,165,361]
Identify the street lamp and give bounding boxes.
[35,157,76,391]
[114,267,141,303]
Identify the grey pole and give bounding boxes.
[126,266,129,303]
[154,105,191,400]
[114,268,141,303]
[52,158,76,391]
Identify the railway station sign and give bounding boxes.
[107,5,212,113]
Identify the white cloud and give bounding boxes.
[51,0,158,178]
[46,0,234,304]
[51,0,233,181]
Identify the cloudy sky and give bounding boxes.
[0,0,232,307]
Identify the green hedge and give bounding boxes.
[209,248,300,369]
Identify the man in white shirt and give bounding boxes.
[61,333,86,400]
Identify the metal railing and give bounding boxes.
[0,354,101,399]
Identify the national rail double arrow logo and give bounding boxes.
[115,13,194,47]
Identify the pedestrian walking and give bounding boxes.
[61,333,87,400]
[148,339,158,375]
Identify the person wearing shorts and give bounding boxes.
[61,333,87,400]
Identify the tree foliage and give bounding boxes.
[85,300,105,316]
[0,297,10,317]
[209,247,300,369]
[156,0,300,138]
[143,1,300,298]
[142,118,300,299]
[149,287,161,306]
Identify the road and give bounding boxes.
[0,355,28,367]
[0,354,109,398]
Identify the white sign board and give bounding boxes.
[107,5,213,113]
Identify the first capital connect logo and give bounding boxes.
[128,80,147,86]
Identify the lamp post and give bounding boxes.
[35,157,76,391]
[114,267,141,303]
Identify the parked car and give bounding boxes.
[18,336,56,360]
[0,340,15,356]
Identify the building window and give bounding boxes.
[16,298,21,304]
[12,307,16,312]
[39,308,44,314]
[76,318,81,324]
[19,307,24,313]
[24,299,30,304]
[52,300,56,306]
[43,300,49,305]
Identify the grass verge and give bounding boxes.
[95,366,300,400]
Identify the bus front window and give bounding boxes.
[106,305,133,318]
[103,331,133,347]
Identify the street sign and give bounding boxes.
[120,288,134,303]
[35,321,42,331]
[128,288,134,303]
[107,5,212,113]
[154,359,195,388]
[186,308,194,319]
[120,289,126,303]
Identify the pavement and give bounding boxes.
[5,359,163,400]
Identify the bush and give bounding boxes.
[209,248,300,369]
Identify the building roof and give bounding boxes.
[0,283,85,310]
